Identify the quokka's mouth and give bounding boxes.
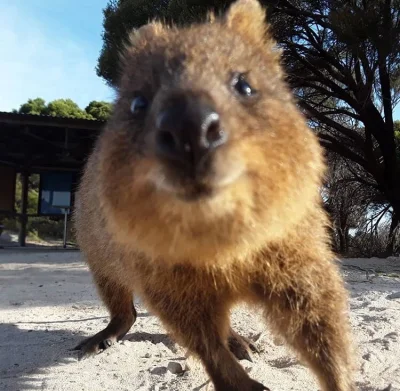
[175,183,216,202]
[147,159,246,202]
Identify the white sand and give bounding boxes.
[0,251,399,391]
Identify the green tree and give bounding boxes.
[45,99,93,119]
[14,174,39,215]
[395,120,400,137]
[85,100,113,121]
[16,98,47,115]
[14,98,114,120]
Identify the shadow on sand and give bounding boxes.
[0,312,165,391]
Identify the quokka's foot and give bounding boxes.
[73,328,120,360]
[73,315,134,360]
[228,328,260,362]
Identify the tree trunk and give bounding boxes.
[338,227,348,255]
[386,209,400,256]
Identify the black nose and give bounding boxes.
[155,97,227,171]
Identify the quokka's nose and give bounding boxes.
[155,96,227,170]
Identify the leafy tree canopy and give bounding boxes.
[16,98,47,116]
[14,98,113,121]
[45,99,93,119]
[85,100,113,121]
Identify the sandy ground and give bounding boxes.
[0,251,399,391]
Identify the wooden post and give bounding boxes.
[18,171,29,247]
[62,208,70,249]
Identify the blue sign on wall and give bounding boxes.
[39,172,75,215]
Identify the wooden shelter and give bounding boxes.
[0,112,104,246]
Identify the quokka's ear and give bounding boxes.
[120,21,165,69]
[223,0,268,43]
[128,21,165,46]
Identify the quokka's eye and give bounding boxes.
[231,72,257,98]
[130,95,149,115]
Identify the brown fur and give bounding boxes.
[74,1,356,390]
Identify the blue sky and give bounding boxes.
[0,1,399,119]
[0,0,115,112]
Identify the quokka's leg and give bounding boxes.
[147,291,269,391]
[74,271,136,359]
[257,260,355,391]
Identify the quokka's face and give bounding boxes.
[97,0,325,262]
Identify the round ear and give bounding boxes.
[223,0,268,43]
[118,21,165,82]
[128,21,165,46]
